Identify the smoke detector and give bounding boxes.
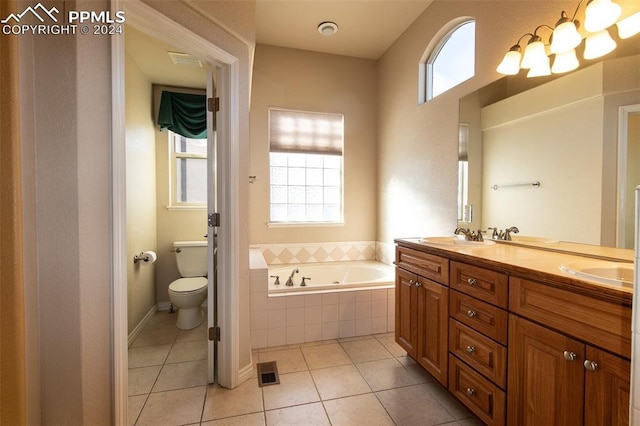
[318,21,338,37]
[167,51,203,68]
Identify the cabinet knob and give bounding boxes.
[467,310,477,318]
[563,351,577,361]
[408,279,415,285]
[466,345,476,354]
[466,388,475,397]
[584,360,598,371]
[467,278,477,286]
[414,281,422,287]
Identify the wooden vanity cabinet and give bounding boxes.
[395,246,449,385]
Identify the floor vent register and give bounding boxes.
[256,361,280,387]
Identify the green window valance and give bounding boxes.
[157,91,207,139]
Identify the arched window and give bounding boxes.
[422,20,475,102]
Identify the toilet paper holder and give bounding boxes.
[133,251,157,264]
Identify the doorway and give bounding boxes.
[112,0,241,423]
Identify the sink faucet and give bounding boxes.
[504,226,519,241]
[454,227,485,242]
[285,268,299,286]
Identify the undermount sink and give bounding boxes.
[420,236,496,247]
[560,261,634,287]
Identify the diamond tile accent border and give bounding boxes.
[255,241,393,265]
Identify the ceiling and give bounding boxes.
[255,0,433,59]
[124,1,434,87]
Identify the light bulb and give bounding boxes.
[585,0,621,32]
[521,39,547,69]
[584,30,617,59]
[552,49,579,73]
[496,48,522,75]
[616,12,640,39]
[527,56,551,77]
[551,21,582,53]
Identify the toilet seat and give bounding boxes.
[169,277,207,294]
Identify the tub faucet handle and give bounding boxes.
[300,277,311,287]
[270,275,280,285]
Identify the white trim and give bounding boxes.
[127,305,158,347]
[110,1,128,424]
[113,0,243,421]
[238,359,255,384]
[616,104,640,247]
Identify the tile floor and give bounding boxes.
[128,310,483,425]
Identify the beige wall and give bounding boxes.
[249,44,378,244]
[125,51,158,333]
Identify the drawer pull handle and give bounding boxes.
[466,346,476,354]
[466,388,475,397]
[584,360,598,371]
[467,310,477,318]
[563,351,577,362]
[467,278,477,286]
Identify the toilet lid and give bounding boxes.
[169,277,207,293]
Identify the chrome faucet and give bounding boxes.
[504,226,519,241]
[285,268,299,286]
[454,227,485,242]
[490,226,520,240]
[270,275,280,285]
[300,277,311,287]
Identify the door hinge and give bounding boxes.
[207,97,220,112]
[209,326,221,342]
[208,212,220,227]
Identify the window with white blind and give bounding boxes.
[269,108,344,224]
[169,130,207,207]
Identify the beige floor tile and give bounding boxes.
[128,344,171,369]
[166,340,207,364]
[337,335,373,343]
[265,402,330,425]
[128,395,147,426]
[176,321,208,343]
[152,359,208,392]
[396,355,435,383]
[376,384,455,425]
[202,379,264,421]
[423,381,476,420]
[356,358,417,391]
[310,364,371,400]
[262,371,320,410]
[131,326,178,348]
[375,334,407,357]
[340,338,393,363]
[135,386,206,426]
[144,311,178,329]
[201,412,266,425]
[323,393,394,425]
[299,339,338,348]
[128,366,161,396]
[300,343,351,370]
[258,347,308,374]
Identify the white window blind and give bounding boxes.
[269,108,344,155]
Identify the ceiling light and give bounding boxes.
[318,21,338,37]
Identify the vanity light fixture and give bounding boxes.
[496,0,639,78]
[318,21,338,37]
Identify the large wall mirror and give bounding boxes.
[458,52,640,250]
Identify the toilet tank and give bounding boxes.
[173,240,208,277]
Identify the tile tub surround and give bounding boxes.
[128,309,482,425]
[254,241,395,265]
[250,245,396,349]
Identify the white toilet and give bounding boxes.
[168,241,208,330]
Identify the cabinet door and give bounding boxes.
[507,315,584,426]
[584,346,630,426]
[395,268,417,358]
[416,277,448,385]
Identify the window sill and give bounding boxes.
[166,205,207,211]
[267,221,345,228]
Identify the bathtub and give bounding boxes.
[268,260,395,295]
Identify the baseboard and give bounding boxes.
[128,304,158,347]
[238,360,255,385]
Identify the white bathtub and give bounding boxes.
[268,260,395,295]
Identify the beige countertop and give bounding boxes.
[395,238,634,305]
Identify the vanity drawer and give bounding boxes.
[450,290,508,344]
[450,262,508,308]
[449,354,506,426]
[396,246,449,285]
[509,277,632,359]
[449,319,507,388]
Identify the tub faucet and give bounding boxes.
[285,268,299,286]
[300,277,310,287]
[270,275,280,285]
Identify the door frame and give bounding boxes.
[111,0,241,423]
[616,104,640,248]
